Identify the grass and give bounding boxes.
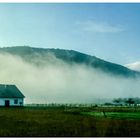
[81,111,140,120]
[0,106,139,137]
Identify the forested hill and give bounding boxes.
[0,46,139,78]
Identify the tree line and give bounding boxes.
[112,97,140,106]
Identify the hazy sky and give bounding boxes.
[0,3,140,65]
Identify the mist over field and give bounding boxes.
[0,52,139,104]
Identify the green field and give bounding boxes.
[0,106,140,137]
[81,111,140,119]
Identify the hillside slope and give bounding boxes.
[0,46,139,78]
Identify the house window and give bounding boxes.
[14,99,18,104]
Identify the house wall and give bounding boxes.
[0,98,24,106]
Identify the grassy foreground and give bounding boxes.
[0,106,140,137]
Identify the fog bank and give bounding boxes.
[0,53,139,104]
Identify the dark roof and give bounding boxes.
[0,84,25,98]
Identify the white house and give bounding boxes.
[0,84,25,107]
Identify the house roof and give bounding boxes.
[0,84,25,98]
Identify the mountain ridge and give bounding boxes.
[0,46,139,78]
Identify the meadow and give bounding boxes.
[0,105,140,137]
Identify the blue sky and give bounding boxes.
[0,3,140,65]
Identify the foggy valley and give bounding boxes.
[0,47,139,104]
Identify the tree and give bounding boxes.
[125,98,135,106]
[113,98,122,104]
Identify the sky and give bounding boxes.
[0,3,140,65]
